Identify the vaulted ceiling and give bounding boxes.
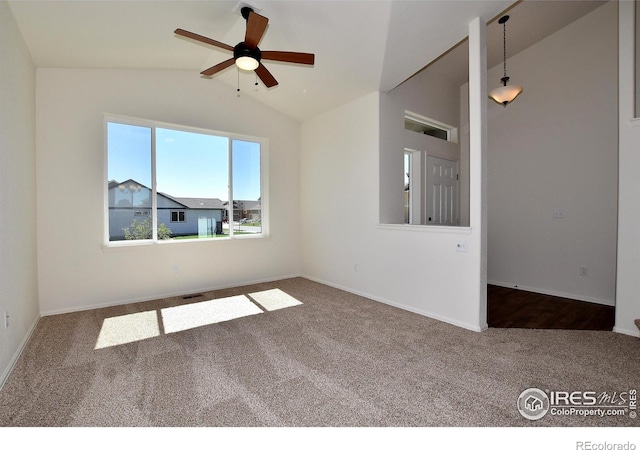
[7,0,607,122]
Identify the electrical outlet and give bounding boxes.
[353,263,359,272]
[553,209,565,219]
[172,263,180,273]
[3,312,9,329]
[579,266,588,277]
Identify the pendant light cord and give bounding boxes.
[498,15,511,86]
[502,20,507,79]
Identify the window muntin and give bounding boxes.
[106,117,265,244]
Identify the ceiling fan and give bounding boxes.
[175,6,315,88]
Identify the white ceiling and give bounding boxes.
[411,0,608,89]
[7,0,608,122]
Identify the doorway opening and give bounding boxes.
[485,1,618,331]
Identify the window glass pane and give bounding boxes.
[404,116,450,141]
[107,122,152,241]
[232,140,261,235]
[156,128,228,240]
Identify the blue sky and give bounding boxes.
[108,122,261,201]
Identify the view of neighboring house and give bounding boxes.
[228,200,261,222]
[108,179,225,240]
[107,179,262,240]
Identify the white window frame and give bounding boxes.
[404,111,458,144]
[103,114,269,246]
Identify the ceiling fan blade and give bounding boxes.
[261,51,315,65]
[201,58,235,76]
[255,63,278,88]
[175,28,234,52]
[244,11,269,49]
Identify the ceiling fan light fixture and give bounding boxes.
[176,6,314,88]
[236,55,259,71]
[233,41,261,71]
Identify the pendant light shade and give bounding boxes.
[489,81,523,107]
[489,15,523,107]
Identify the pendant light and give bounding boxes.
[489,15,523,107]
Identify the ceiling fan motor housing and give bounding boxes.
[234,42,261,63]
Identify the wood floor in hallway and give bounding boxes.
[487,284,615,330]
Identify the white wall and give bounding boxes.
[487,2,618,306]
[36,69,301,315]
[616,0,640,337]
[300,19,487,332]
[300,88,485,332]
[0,0,39,386]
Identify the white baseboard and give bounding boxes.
[301,274,485,333]
[0,315,40,391]
[40,273,303,317]
[613,325,640,338]
[487,280,615,307]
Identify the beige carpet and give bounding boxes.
[0,277,638,427]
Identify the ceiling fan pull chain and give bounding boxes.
[237,67,241,96]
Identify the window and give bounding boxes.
[170,210,186,223]
[404,111,458,143]
[106,116,266,243]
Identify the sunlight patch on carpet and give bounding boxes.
[95,311,160,349]
[248,288,303,311]
[161,295,263,334]
[94,289,303,349]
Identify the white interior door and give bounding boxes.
[426,156,459,226]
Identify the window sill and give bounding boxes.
[102,234,270,252]
[377,223,473,234]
